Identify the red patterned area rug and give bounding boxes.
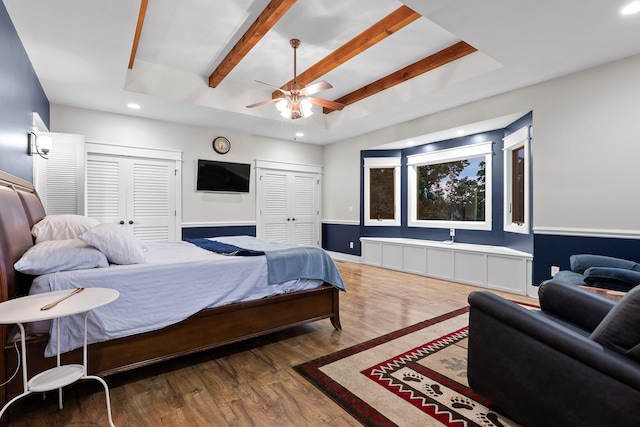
[294,307,521,427]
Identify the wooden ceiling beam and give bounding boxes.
[272,5,420,98]
[209,0,297,88]
[323,41,477,114]
[128,0,149,69]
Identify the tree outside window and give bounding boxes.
[416,158,486,222]
[369,168,395,220]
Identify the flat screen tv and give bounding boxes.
[196,159,251,192]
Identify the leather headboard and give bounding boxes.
[0,187,35,301]
[0,172,42,301]
[16,188,46,228]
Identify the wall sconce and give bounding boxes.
[28,132,52,159]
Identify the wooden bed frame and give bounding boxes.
[0,170,341,407]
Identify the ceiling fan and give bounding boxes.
[246,39,344,119]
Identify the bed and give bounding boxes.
[0,170,342,406]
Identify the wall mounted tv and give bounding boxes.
[196,159,251,192]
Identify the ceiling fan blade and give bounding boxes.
[299,81,333,96]
[307,97,344,111]
[246,98,283,109]
[255,80,290,96]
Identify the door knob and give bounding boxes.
[119,220,125,225]
[129,220,134,224]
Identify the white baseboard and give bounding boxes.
[327,251,361,263]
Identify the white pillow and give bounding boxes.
[32,215,100,244]
[79,223,146,265]
[14,239,109,275]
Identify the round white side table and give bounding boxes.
[0,288,119,426]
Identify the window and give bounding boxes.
[503,126,530,234]
[407,142,493,230]
[364,157,401,226]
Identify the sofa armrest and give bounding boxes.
[468,290,640,390]
[583,267,640,292]
[468,291,640,427]
[570,254,639,273]
[538,279,615,331]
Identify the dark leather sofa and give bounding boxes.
[467,280,640,427]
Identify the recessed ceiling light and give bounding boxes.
[295,132,304,137]
[621,1,640,15]
[457,129,466,135]
[407,140,415,146]
[127,103,141,109]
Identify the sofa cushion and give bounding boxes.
[590,286,640,358]
[583,267,640,292]
[570,254,639,274]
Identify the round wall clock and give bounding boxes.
[212,136,231,154]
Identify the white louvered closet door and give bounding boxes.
[257,166,320,246]
[86,154,177,242]
[260,171,289,242]
[33,133,85,214]
[291,173,318,246]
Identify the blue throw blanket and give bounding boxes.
[186,236,345,291]
[184,238,264,256]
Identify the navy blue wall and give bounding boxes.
[182,225,256,240]
[0,2,49,182]
[322,223,361,255]
[533,234,640,284]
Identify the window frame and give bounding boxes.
[363,157,401,227]
[407,141,493,231]
[503,126,531,234]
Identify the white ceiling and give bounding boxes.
[5,0,640,145]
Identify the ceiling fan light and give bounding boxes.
[276,99,289,113]
[301,98,313,117]
[280,109,292,119]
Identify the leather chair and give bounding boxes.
[553,254,640,291]
[467,280,640,427]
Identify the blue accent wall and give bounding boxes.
[322,223,361,255]
[182,225,256,240]
[533,234,640,285]
[0,2,49,182]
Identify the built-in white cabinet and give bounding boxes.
[360,237,532,295]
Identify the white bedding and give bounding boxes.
[29,241,323,357]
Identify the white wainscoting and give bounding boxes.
[360,237,532,295]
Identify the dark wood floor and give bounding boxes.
[6,261,536,426]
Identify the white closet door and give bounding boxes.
[291,173,319,246]
[129,158,176,241]
[260,171,289,243]
[86,153,178,242]
[86,155,125,224]
[256,161,321,246]
[33,133,85,214]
